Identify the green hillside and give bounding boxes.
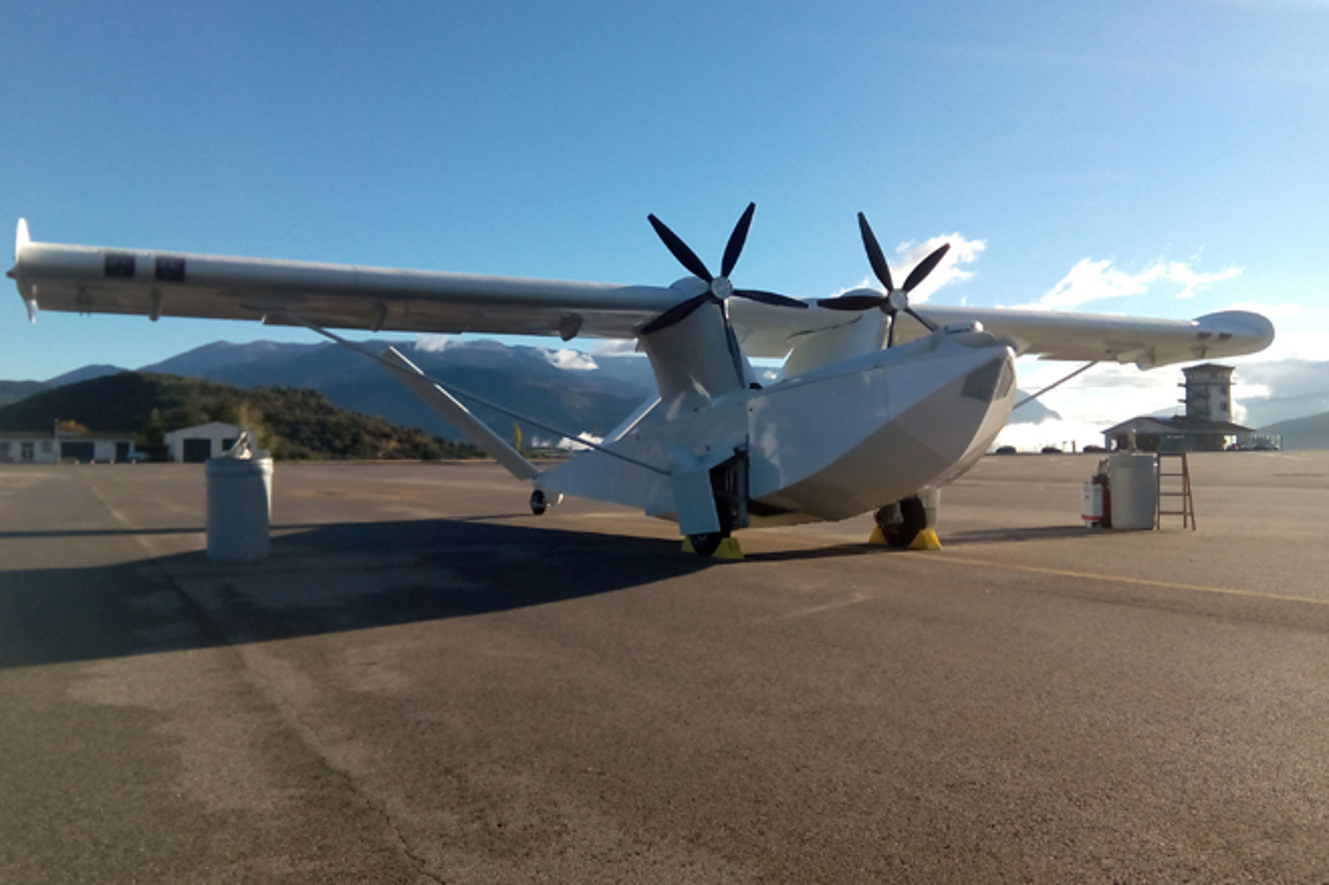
[0,372,483,461]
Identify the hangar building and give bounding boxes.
[163,422,245,463]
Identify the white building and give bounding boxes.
[163,422,245,463]
[0,431,137,463]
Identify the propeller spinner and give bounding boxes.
[819,213,949,346]
[640,203,806,336]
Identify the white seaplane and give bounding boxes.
[8,207,1273,556]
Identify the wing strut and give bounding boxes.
[376,346,539,481]
[1013,361,1098,411]
[285,316,668,478]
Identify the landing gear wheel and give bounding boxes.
[687,532,724,557]
[530,489,548,516]
[874,496,927,549]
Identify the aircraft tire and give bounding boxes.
[688,532,724,557]
[875,496,927,549]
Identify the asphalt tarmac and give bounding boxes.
[2,452,1327,883]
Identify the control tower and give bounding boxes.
[1181,364,1235,422]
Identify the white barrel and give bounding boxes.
[1107,452,1156,530]
[206,457,273,560]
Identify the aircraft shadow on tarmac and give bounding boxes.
[0,526,207,541]
[0,519,707,670]
[939,525,1115,546]
[746,524,1106,562]
[0,518,1117,670]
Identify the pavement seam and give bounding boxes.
[76,468,449,883]
[941,553,1329,609]
[225,651,448,885]
[174,579,450,883]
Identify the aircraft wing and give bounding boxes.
[10,220,1273,367]
[8,221,683,341]
[893,305,1275,368]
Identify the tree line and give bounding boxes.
[0,372,484,461]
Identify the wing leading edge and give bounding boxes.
[9,224,680,340]
[10,221,1274,367]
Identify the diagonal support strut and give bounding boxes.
[282,315,669,478]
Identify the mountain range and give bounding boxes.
[1,338,1064,446]
[141,339,659,447]
[1258,412,1329,451]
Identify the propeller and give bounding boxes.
[818,212,948,346]
[640,203,806,336]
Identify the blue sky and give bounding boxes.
[4,1,1327,443]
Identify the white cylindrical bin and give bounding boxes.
[1106,452,1156,530]
[206,457,273,560]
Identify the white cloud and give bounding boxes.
[589,339,640,356]
[414,333,453,353]
[1230,356,1329,398]
[894,233,987,303]
[1018,257,1242,310]
[1223,354,1329,426]
[544,348,598,371]
[993,340,1329,448]
[994,418,1118,453]
[828,276,879,298]
[1221,300,1329,362]
[555,432,603,451]
[995,359,1188,450]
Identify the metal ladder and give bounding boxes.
[1155,452,1196,530]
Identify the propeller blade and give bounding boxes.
[639,292,715,336]
[902,242,951,293]
[857,212,893,292]
[904,306,940,333]
[648,214,713,282]
[735,288,808,309]
[816,294,889,311]
[721,202,756,279]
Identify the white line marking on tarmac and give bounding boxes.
[776,591,874,620]
[942,554,1329,608]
